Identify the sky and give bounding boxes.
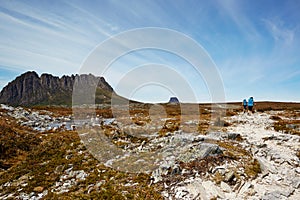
[0,0,299,103]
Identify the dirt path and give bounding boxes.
[227,112,300,199]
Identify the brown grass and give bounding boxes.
[0,127,163,198]
[244,159,261,179]
[0,116,41,170]
[213,141,261,180]
[269,115,282,120]
[32,106,72,116]
[273,119,300,136]
[296,150,300,159]
[224,101,300,112]
[0,107,163,199]
[4,101,299,198]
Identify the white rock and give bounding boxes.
[75,170,88,180]
[202,180,225,199]
[0,104,14,111]
[185,178,205,199]
[255,156,277,174]
[292,178,300,189]
[238,181,252,195]
[221,181,232,193]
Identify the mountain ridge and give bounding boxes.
[0,71,117,106]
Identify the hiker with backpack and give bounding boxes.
[242,99,247,113]
[248,97,254,113]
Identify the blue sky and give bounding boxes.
[0,0,299,102]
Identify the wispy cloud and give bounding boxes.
[0,2,100,76]
[215,0,262,41]
[0,0,299,102]
[263,18,294,45]
[64,1,119,35]
[0,3,97,47]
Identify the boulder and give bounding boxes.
[178,143,223,163]
[227,133,242,140]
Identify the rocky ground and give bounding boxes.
[226,112,300,199]
[0,103,299,199]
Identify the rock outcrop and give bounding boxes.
[0,71,115,106]
[168,97,179,104]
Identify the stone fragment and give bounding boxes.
[262,189,294,200]
[202,180,225,199]
[281,188,295,197]
[224,170,235,182]
[33,186,44,193]
[292,178,300,189]
[227,133,241,140]
[238,182,252,195]
[220,181,232,193]
[255,157,277,174]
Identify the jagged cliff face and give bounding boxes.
[0,71,114,106]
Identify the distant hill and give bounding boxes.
[0,71,123,106]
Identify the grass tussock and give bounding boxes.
[213,117,232,127]
[159,119,180,136]
[0,117,41,170]
[269,115,282,120]
[244,159,261,179]
[32,106,72,117]
[216,141,249,159]
[273,120,300,136]
[296,150,300,159]
[226,110,238,117]
[197,121,210,134]
[0,112,162,199]
[213,141,260,181]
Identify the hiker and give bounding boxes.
[242,99,247,112]
[248,97,254,113]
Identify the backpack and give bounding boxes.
[248,97,254,106]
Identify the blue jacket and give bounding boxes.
[248,97,254,106]
[243,99,247,106]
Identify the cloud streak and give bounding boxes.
[0,0,299,102]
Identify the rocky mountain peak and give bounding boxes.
[0,71,115,106]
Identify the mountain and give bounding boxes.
[0,71,119,106]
